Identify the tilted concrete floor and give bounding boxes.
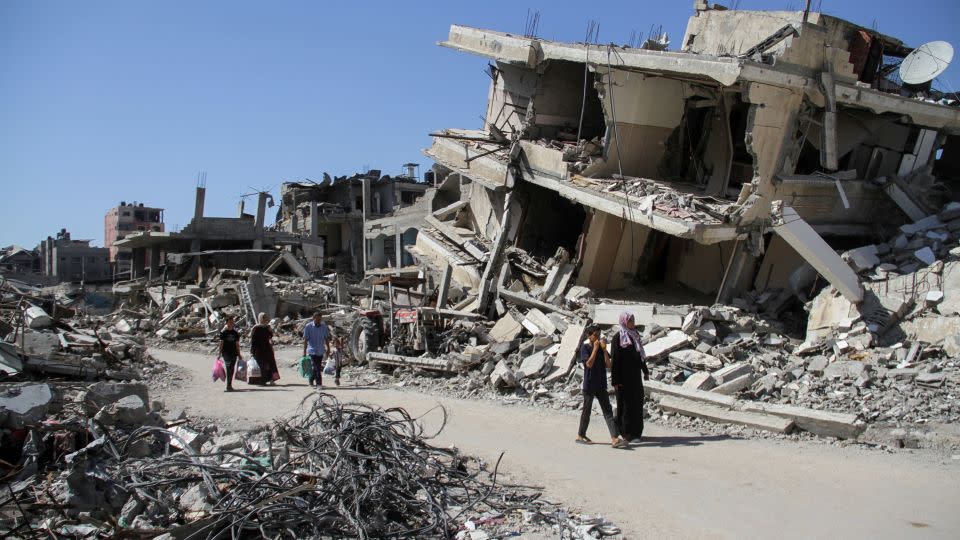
[151,347,960,539]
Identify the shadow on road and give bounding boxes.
[635,435,731,447]
[281,383,380,391]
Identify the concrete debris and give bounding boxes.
[1,392,610,539]
[0,383,54,428]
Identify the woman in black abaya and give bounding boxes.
[610,311,649,442]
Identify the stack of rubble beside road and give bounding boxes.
[0,384,621,538]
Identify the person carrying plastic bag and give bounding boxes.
[302,311,331,388]
[218,315,243,392]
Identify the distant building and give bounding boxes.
[277,168,431,272]
[105,202,164,278]
[0,246,40,274]
[38,229,111,283]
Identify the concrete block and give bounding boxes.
[938,201,960,222]
[94,395,148,427]
[711,363,753,385]
[914,247,936,266]
[669,349,723,371]
[84,382,150,415]
[900,214,942,235]
[24,306,52,329]
[711,374,754,395]
[489,313,523,343]
[659,396,794,434]
[843,245,879,272]
[823,360,868,380]
[523,308,557,335]
[490,360,517,388]
[0,383,54,429]
[925,290,944,306]
[114,319,134,334]
[682,371,716,390]
[545,324,585,383]
[939,262,960,316]
[644,330,692,360]
[20,330,60,356]
[517,352,551,379]
[740,402,865,439]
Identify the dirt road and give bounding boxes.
[150,347,959,539]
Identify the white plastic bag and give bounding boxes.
[246,358,261,381]
[323,357,337,375]
[234,358,247,381]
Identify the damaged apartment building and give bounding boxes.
[401,2,960,317]
[277,167,433,273]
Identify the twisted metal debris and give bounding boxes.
[2,393,617,539]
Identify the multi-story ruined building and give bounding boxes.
[104,201,165,279]
[278,169,432,273]
[38,229,111,283]
[409,3,959,315]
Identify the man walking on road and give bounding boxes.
[303,311,331,388]
[577,326,627,448]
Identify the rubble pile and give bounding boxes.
[0,282,153,383]
[104,269,362,355]
[353,203,960,448]
[576,175,736,225]
[0,389,620,539]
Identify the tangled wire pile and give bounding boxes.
[3,393,619,539]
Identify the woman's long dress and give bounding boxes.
[250,324,278,383]
[610,331,649,440]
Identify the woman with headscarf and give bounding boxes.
[250,313,279,385]
[610,311,649,442]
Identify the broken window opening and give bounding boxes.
[512,182,586,260]
[727,97,755,196]
[659,95,717,186]
[400,191,419,205]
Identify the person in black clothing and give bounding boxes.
[576,326,628,448]
[610,312,649,442]
[219,316,242,392]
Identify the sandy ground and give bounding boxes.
[150,347,960,539]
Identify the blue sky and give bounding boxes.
[2,0,958,248]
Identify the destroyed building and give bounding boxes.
[0,246,42,283]
[113,185,313,281]
[104,201,165,280]
[409,3,960,315]
[277,167,432,273]
[37,229,111,284]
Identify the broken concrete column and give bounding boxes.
[309,201,319,239]
[771,201,863,303]
[193,186,205,232]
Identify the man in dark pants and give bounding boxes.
[219,316,242,392]
[576,326,628,448]
[302,311,331,388]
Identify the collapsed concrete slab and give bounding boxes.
[740,402,864,439]
[659,396,795,434]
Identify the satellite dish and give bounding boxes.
[899,40,954,85]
